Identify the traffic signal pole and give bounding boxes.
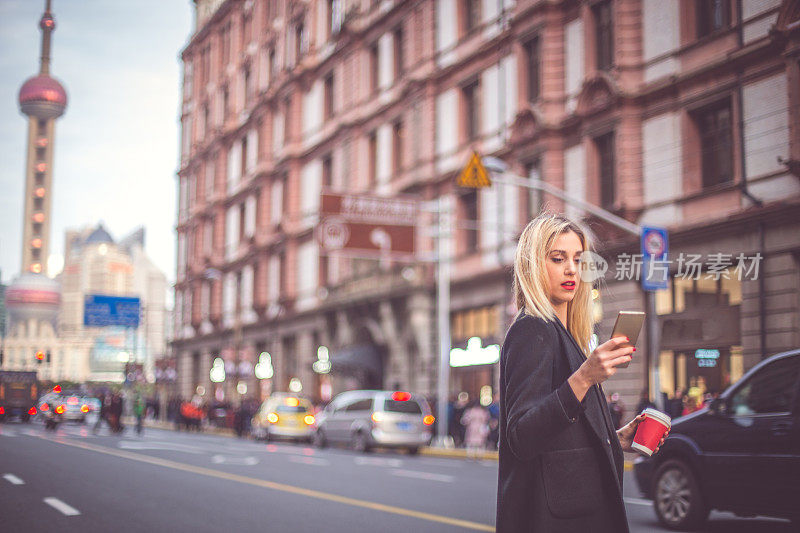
[481,157,662,410]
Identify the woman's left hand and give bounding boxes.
[617,413,669,454]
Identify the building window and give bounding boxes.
[222,85,230,120]
[203,104,211,136]
[525,160,543,222]
[221,23,232,68]
[462,190,479,253]
[279,250,287,296]
[695,101,733,189]
[462,0,481,34]
[392,119,404,175]
[370,43,380,94]
[243,65,252,106]
[697,0,730,38]
[393,25,404,79]
[295,21,306,62]
[269,47,277,78]
[324,72,334,120]
[595,131,616,210]
[283,96,291,142]
[322,154,333,188]
[240,135,248,178]
[242,13,252,48]
[238,203,246,242]
[594,0,614,72]
[462,79,480,141]
[523,36,540,103]
[368,131,378,186]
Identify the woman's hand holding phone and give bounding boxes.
[581,337,634,385]
[568,338,634,401]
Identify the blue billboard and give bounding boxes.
[84,295,141,328]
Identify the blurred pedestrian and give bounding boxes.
[635,389,655,415]
[461,400,489,459]
[93,393,107,435]
[109,393,124,434]
[668,389,685,419]
[134,394,145,436]
[450,394,468,447]
[608,392,625,430]
[487,393,500,450]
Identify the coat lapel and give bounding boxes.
[552,319,624,492]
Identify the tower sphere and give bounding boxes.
[19,74,68,119]
[5,272,61,325]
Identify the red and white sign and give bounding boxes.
[317,193,417,257]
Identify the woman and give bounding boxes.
[496,214,667,532]
[460,399,490,459]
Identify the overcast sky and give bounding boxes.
[0,0,193,287]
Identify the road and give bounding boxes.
[0,420,794,532]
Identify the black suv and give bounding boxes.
[634,349,800,530]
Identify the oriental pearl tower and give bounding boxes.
[4,0,67,342]
[18,0,68,276]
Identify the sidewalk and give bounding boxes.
[128,417,634,468]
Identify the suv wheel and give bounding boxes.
[351,431,371,453]
[653,459,709,530]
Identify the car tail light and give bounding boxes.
[53,385,61,393]
[423,415,435,425]
[371,412,384,424]
[55,405,65,414]
[267,412,279,424]
[0,407,5,415]
[28,407,37,416]
[41,403,50,412]
[391,391,411,402]
[304,415,315,425]
[81,404,89,413]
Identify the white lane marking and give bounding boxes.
[624,497,653,507]
[43,497,81,516]
[391,469,454,483]
[211,455,259,466]
[3,474,25,485]
[117,440,203,454]
[288,456,330,466]
[354,457,403,468]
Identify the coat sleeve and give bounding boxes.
[502,316,587,461]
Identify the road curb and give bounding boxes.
[131,419,637,468]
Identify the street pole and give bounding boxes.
[645,290,663,410]
[434,195,452,447]
[482,157,662,407]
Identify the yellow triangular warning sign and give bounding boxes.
[456,152,492,188]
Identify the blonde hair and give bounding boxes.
[513,212,595,355]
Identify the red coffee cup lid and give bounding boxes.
[642,407,671,428]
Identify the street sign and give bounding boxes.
[456,152,492,188]
[318,193,416,257]
[317,218,415,256]
[83,295,141,327]
[641,226,669,291]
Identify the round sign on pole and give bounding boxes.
[643,229,666,257]
[317,217,349,250]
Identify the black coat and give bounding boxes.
[496,313,629,533]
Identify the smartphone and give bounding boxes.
[610,311,645,368]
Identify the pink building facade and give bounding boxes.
[174,0,800,410]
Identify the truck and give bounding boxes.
[0,371,39,422]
